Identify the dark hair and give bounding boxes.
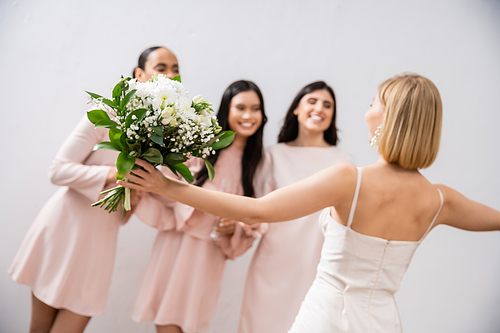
[132,46,163,78]
[194,80,267,197]
[278,81,338,145]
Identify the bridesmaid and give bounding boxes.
[239,81,354,333]
[8,46,179,333]
[130,80,271,333]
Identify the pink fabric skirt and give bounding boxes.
[132,229,226,332]
[8,187,122,316]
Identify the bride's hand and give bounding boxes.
[118,159,169,194]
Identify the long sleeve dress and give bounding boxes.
[131,144,272,333]
[238,142,354,333]
[8,115,163,317]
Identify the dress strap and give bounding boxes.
[419,188,444,243]
[347,167,362,228]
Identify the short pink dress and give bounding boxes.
[131,145,272,333]
[239,143,354,333]
[8,115,163,317]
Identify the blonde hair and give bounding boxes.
[377,73,442,169]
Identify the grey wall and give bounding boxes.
[1,0,499,332]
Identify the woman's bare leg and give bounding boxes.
[49,309,91,333]
[30,293,57,333]
[156,325,184,333]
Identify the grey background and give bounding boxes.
[1,0,499,332]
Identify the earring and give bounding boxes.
[370,125,382,147]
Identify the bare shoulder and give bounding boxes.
[433,184,500,231]
[435,184,464,207]
[314,163,358,199]
[331,162,357,173]
[323,162,358,182]
[298,162,358,194]
[433,184,458,224]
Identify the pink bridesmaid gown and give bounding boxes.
[8,115,165,317]
[238,143,353,333]
[131,144,272,333]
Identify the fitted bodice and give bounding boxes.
[318,209,421,298]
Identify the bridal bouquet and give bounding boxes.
[86,74,234,215]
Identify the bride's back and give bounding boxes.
[332,164,442,242]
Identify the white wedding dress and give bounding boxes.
[289,167,443,332]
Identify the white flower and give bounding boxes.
[128,79,138,91]
[192,94,203,104]
[194,115,203,124]
[201,110,213,127]
[162,106,174,119]
[152,87,176,110]
[177,96,193,114]
[134,82,153,99]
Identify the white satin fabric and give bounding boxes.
[289,167,443,333]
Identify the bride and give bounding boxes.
[118,73,500,332]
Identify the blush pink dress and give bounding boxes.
[8,115,165,317]
[238,143,353,333]
[131,145,272,333]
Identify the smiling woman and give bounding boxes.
[227,90,264,149]
[279,81,339,147]
[129,80,274,333]
[238,81,354,333]
[291,89,335,144]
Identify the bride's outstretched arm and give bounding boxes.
[436,185,500,231]
[119,159,356,224]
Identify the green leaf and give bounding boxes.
[93,141,120,151]
[102,98,117,108]
[174,163,194,183]
[150,127,164,147]
[120,132,128,152]
[116,151,135,175]
[210,131,235,150]
[95,119,119,128]
[171,75,181,83]
[120,89,137,109]
[150,133,164,147]
[165,164,179,177]
[141,148,163,164]
[163,126,176,137]
[86,91,103,99]
[116,173,124,180]
[163,153,188,166]
[87,110,110,124]
[125,108,148,128]
[204,159,215,181]
[127,142,142,155]
[112,82,122,101]
[152,126,163,136]
[109,128,125,150]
